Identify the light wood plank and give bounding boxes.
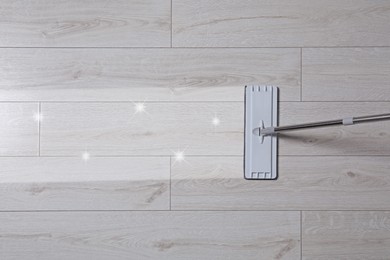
[41,102,390,156]
[171,156,390,210]
[279,102,390,156]
[40,102,243,156]
[0,0,170,47]
[0,157,169,210]
[0,48,300,101]
[0,103,38,156]
[0,211,300,260]
[303,211,390,259]
[302,48,390,101]
[172,0,390,47]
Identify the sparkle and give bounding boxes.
[34,112,43,122]
[171,148,190,166]
[172,150,186,165]
[174,151,185,162]
[212,117,220,126]
[82,152,90,161]
[134,102,145,113]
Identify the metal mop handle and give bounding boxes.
[260,113,390,136]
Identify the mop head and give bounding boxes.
[244,86,278,180]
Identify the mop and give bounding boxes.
[244,85,390,180]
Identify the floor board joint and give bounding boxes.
[170,0,173,48]
[38,102,41,157]
[169,156,172,211]
[300,210,303,260]
[300,48,303,101]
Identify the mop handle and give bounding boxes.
[260,113,390,136]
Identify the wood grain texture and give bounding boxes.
[1,0,389,257]
[40,102,243,156]
[0,103,38,156]
[0,211,300,260]
[171,156,390,210]
[40,102,390,156]
[0,0,170,47]
[0,48,300,101]
[278,102,390,156]
[0,157,169,210]
[172,0,390,47]
[302,48,390,101]
[303,211,390,259]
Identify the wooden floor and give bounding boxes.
[0,1,390,259]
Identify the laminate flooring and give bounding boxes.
[1,0,390,259]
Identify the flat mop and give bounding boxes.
[244,85,390,180]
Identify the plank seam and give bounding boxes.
[300,48,303,102]
[170,0,173,48]
[1,155,390,158]
[169,156,172,210]
[1,101,389,103]
[0,46,388,49]
[0,210,388,212]
[38,102,41,156]
[300,210,303,260]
